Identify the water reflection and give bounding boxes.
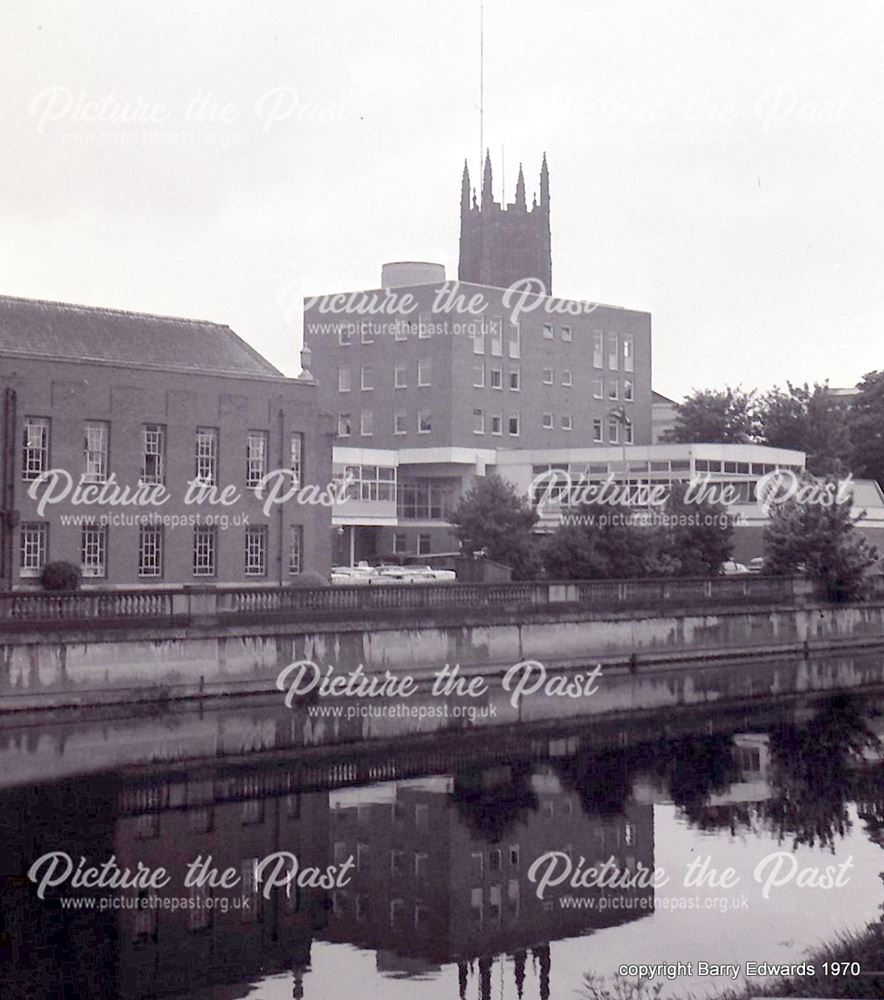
[0,693,881,999]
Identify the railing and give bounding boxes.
[0,574,832,627]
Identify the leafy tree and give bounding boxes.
[849,370,884,489]
[40,561,80,591]
[656,481,733,575]
[763,476,879,601]
[539,502,662,580]
[449,473,540,579]
[663,386,756,444]
[759,381,851,475]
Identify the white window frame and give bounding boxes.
[246,431,268,488]
[361,365,374,391]
[561,325,572,342]
[338,325,353,346]
[22,417,49,481]
[338,366,351,392]
[19,522,47,577]
[509,367,520,390]
[623,334,634,373]
[141,424,165,485]
[542,368,554,385]
[81,524,107,579]
[138,525,163,578]
[417,409,432,434]
[244,525,268,576]
[360,410,374,436]
[508,413,520,437]
[490,366,502,390]
[488,316,503,356]
[491,413,502,436]
[543,323,554,340]
[509,324,521,359]
[593,331,603,369]
[290,432,303,488]
[542,413,554,429]
[337,413,352,438]
[593,419,603,443]
[360,323,373,344]
[288,525,303,575]
[195,427,218,486]
[592,377,603,399]
[472,363,485,388]
[417,359,431,387]
[394,411,407,435]
[561,370,572,387]
[193,525,217,577]
[83,421,109,484]
[608,379,619,401]
[624,378,634,401]
[561,414,573,431]
[394,363,407,388]
[418,312,432,339]
[607,332,619,370]
[473,408,485,434]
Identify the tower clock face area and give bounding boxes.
[459,153,552,295]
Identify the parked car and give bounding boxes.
[720,560,750,575]
[747,556,765,574]
[402,564,457,582]
[330,565,375,585]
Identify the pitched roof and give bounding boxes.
[0,294,282,378]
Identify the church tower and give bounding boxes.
[458,152,552,293]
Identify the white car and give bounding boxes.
[405,565,457,582]
[720,560,750,575]
[330,565,375,585]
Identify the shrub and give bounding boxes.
[288,570,329,588]
[40,561,81,591]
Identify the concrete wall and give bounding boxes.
[1,599,884,712]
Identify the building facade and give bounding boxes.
[0,295,333,588]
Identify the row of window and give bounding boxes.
[21,418,304,489]
[337,410,436,437]
[19,523,304,579]
[336,315,636,371]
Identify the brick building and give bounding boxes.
[0,295,333,588]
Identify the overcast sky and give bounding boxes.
[2,0,882,399]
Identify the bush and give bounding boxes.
[288,570,329,588]
[40,561,81,591]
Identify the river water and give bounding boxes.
[1,684,882,999]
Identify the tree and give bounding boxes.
[763,476,879,601]
[849,370,884,489]
[759,381,851,475]
[657,481,734,575]
[449,473,540,579]
[40,561,80,591]
[663,386,756,444]
[539,503,661,580]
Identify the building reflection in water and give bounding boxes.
[1,695,879,1000]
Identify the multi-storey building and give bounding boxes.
[0,294,333,587]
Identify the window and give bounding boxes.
[608,379,619,400]
[246,431,268,487]
[473,408,485,434]
[543,323,554,339]
[562,325,572,342]
[360,410,374,436]
[398,478,456,520]
[138,525,163,577]
[22,417,49,480]
[289,525,303,575]
[418,409,432,433]
[244,525,268,576]
[19,523,47,577]
[623,334,634,372]
[394,320,408,341]
[360,323,373,344]
[193,525,216,576]
[394,411,407,435]
[593,418,603,442]
[338,325,353,346]
[509,324,521,359]
[394,364,407,388]
[509,368,520,390]
[83,421,109,483]
[561,369,572,387]
[81,524,107,578]
[141,424,165,485]
[488,316,503,356]
[195,427,218,485]
[593,331,604,368]
[472,363,485,388]
[491,414,502,435]
[561,414,573,430]
[418,533,431,555]
[473,324,485,354]
[624,378,634,401]
[624,421,634,444]
[542,413,553,429]
[592,377,603,399]
[542,368,554,385]
[418,360,431,386]
[508,413,520,436]
[337,413,352,438]
[361,365,374,391]
[607,332,619,370]
[290,432,303,487]
[490,367,502,389]
[338,366,351,392]
[392,532,406,554]
[418,312,432,339]
[608,418,620,443]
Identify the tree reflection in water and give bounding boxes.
[450,760,539,843]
